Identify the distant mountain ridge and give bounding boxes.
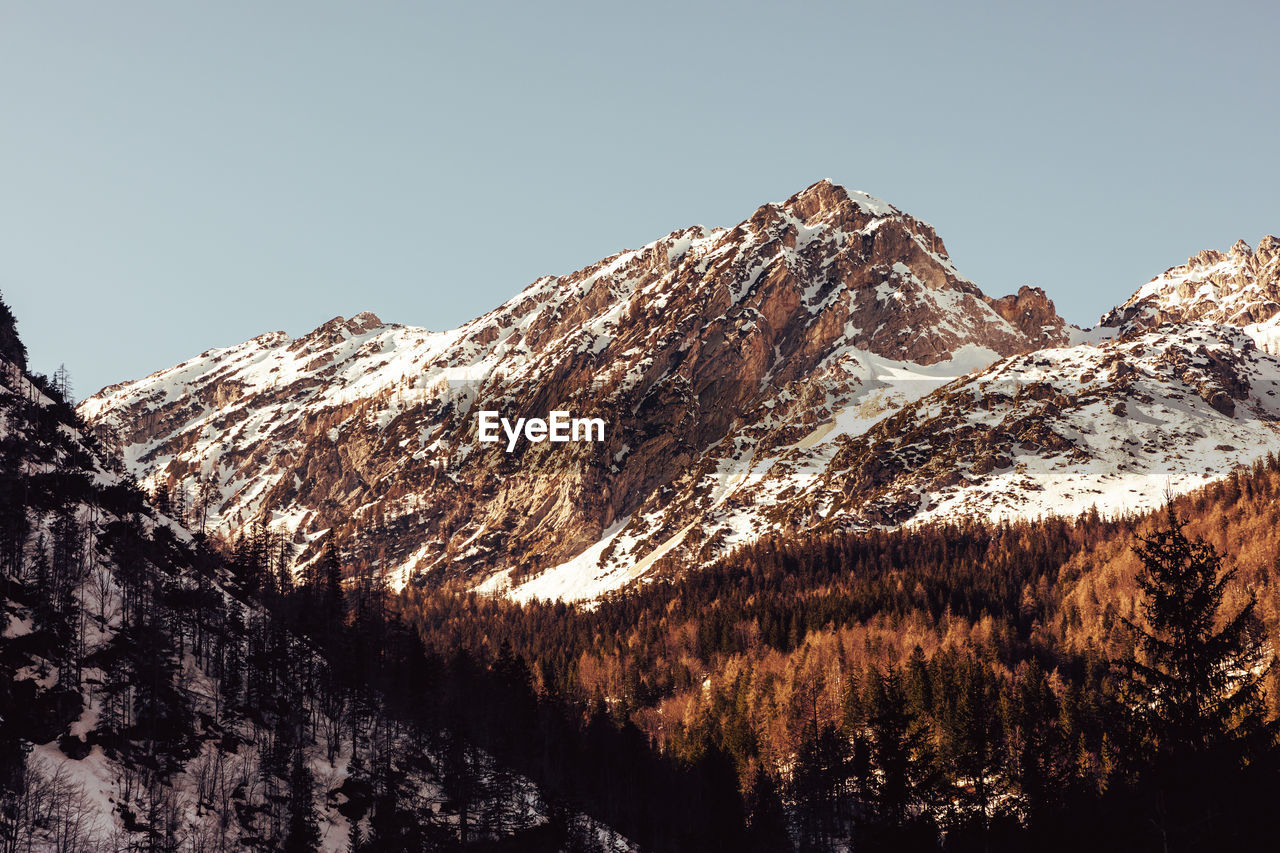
[1101,235,1280,345]
[77,183,1280,602]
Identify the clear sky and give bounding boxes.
[2,1,1277,397]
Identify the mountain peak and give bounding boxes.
[1101,236,1280,338]
[79,182,1073,595]
[316,311,383,335]
[349,310,383,329]
[285,312,386,354]
[778,179,899,224]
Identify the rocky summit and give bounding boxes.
[1101,235,1280,345]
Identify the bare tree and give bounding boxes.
[51,363,73,405]
[1,756,104,853]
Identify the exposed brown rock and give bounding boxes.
[991,286,1071,349]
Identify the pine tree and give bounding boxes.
[0,289,28,369]
[1125,505,1272,755]
[864,666,940,838]
[193,475,214,536]
[1007,659,1067,825]
[948,657,1003,830]
[1121,504,1276,850]
[321,546,346,634]
[743,767,792,853]
[51,364,73,405]
[219,608,245,717]
[790,719,848,851]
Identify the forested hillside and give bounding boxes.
[400,461,1280,851]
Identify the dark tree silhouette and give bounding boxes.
[1121,505,1277,851]
[0,290,27,371]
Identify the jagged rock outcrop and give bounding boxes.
[992,286,1069,349]
[1100,236,1280,343]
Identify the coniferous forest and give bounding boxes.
[398,461,1280,852]
[4,296,1280,852]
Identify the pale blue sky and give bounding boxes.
[2,1,1277,396]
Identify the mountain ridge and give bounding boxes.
[77,182,1280,603]
[1101,234,1280,343]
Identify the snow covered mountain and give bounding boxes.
[76,183,1280,603]
[1101,236,1280,347]
[78,182,1064,592]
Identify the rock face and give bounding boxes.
[1100,236,1280,345]
[77,184,1280,603]
[991,286,1069,349]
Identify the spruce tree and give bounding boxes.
[0,289,27,370]
[790,719,848,850]
[1122,504,1276,849]
[1124,505,1272,757]
[864,666,940,839]
[321,546,346,634]
[1007,659,1067,823]
[948,657,1003,830]
[51,363,72,405]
